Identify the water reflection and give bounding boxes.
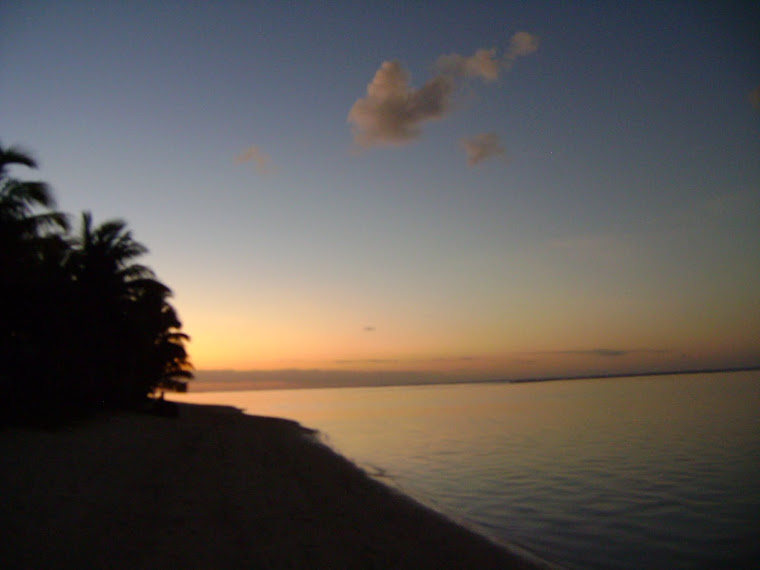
[173,372,760,568]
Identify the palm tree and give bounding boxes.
[126,279,193,396]
[1,142,191,421]
[0,143,70,420]
[0,143,70,316]
[0,143,69,264]
[67,212,192,406]
[69,212,152,288]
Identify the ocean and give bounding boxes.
[172,371,760,568]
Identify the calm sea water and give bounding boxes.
[173,371,760,569]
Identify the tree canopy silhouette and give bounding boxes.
[0,141,191,423]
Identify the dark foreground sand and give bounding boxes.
[0,403,551,569]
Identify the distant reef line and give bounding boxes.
[499,365,760,385]
[185,365,760,392]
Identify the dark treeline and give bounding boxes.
[0,142,192,424]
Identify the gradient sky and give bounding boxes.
[2,1,759,386]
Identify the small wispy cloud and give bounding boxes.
[348,32,539,150]
[588,349,628,358]
[436,48,502,81]
[363,326,376,332]
[436,32,540,80]
[235,145,273,174]
[505,31,540,64]
[460,132,505,166]
[335,358,399,365]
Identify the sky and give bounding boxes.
[2,1,759,388]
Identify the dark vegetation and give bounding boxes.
[0,142,192,424]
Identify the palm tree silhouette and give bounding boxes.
[0,143,71,419]
[0,143,69,263]
[126,277,193,395]
[67,212,192,405]
[1,142,192,422]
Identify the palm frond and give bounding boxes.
[0,143,38,174]
[27,211,70,233]
[0,180,56,214]
[74,211,94,248]
[119,265,159,283]
[161,331,191,343]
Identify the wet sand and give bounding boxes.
[0,403,549,568]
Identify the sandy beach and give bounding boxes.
[0,402,548,569]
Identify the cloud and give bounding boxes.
[435,32,540,79]
[436,48,501,81]
[590,349,627,357]
[335,358,399,364]
[363,326,376,332]
[348,32,539,149]
[347,61,454,147]
[235,146,273,174]
[460,132,505,165]
[750,85,760,110]
[506,31,540,61]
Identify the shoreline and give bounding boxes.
[1,402,553,568]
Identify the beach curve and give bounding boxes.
[0,402,552,568]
